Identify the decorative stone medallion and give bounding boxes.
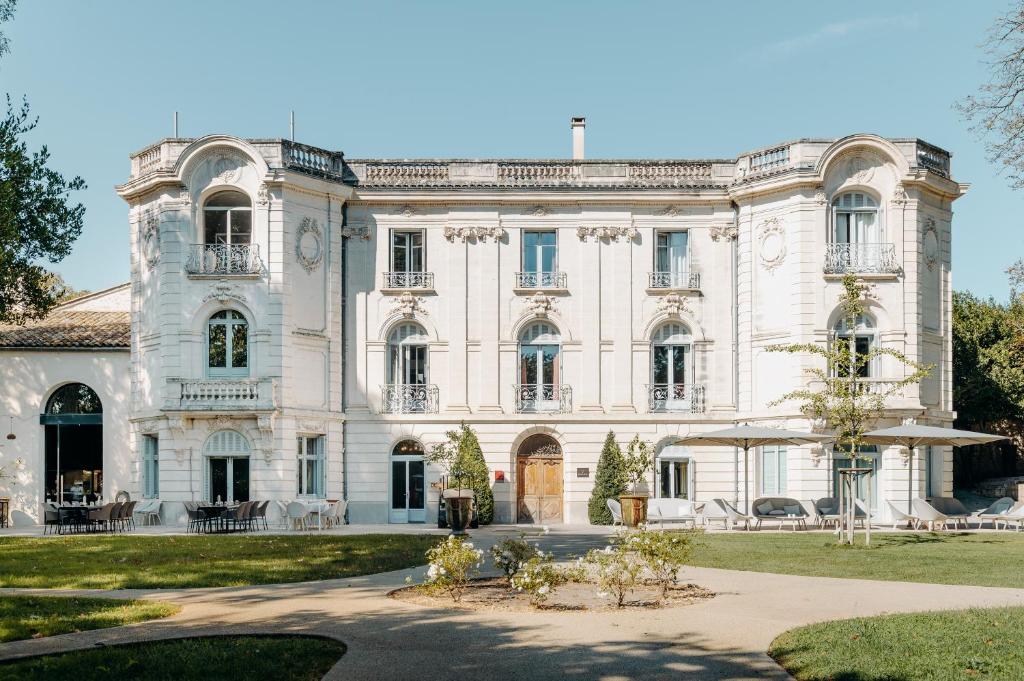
[710,225,738,242]
[657,292,691,317]
[391,291,427,317]
[526,292,556,317]
[142,210,160,270]
[296,217,324,273]
[922,217,939,271]
[758,217,786,272]
[212,153,244,183]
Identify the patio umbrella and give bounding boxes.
[861,425,1007,513]
[675,425,833,512]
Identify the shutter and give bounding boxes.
[777,446,787,494]
[761,447,776,495]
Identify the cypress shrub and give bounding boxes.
[588,431,627,524]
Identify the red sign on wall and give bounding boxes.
[494,470,506,482]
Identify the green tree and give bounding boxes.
[425,423,493,525]
[588,431,626,524]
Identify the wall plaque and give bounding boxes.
[577,467,590,478]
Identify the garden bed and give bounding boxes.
[390,577,713,612]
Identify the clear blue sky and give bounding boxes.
[2,1,1020,299]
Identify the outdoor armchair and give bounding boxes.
[700,499,731,530]
[912,498,950,531]
[286,501,309,530]
[970,497,1015,529]
[927,497,971,529]
[87,503,115,532]
[713,498,754,531]
[886,500,919,529]
[812,497,841,528]
[606,498,623,527]
[647,498,699,528]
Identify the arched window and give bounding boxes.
[517,322,562,412]
[46,383,102,415]
[208,310,249,376]
[387,323,429,385]
[650,323,696,412]
[833,313,877,378]
[390,440,426,523]
[203,190,252,246]
[832,192,879,245]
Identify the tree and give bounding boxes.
[957,3,1024,188]
[425,423,493,525]
[43,272,90,304]
[769,274,931,544]
[588,431,626,524]
[0,1,87,325]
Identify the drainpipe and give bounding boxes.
[340,202,349,503]
[731,202,740,510]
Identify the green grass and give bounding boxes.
[0,635,346,681]
[0,596,178,642]
[769,607,1024,680]
[690,532,1024,588]
[0,534,439,589]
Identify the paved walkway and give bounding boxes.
[3,528,1024,680]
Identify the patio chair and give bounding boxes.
[886,500,920,529]
[286,501,309,531]
[812,498,841,529]
[88,503,115,533]
[970,497,1015,529]
[135,499,162,526]
[108,502,125,532]
[332,499,348,527]
[912,498,950,531]
[713,498,754,531]
[928,497,971,530]
[43,505,60,535]
[228,501,254,532]
[253,500,270,531]
[999,504,1024,531]
[751,497,809,530]
[606,498,623,527]
[274,500,290,529]
[122,501,138,531]
[700,498,731,530]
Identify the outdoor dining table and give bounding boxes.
[55,505,94,534]
[197,504,239,533]
[298,499,332,530]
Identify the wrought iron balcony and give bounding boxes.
[381,384,439,414]
[185,244,263,276]
[165,378,278,411]
[647,384,706,413]
[823,243,899,275]
[515,271,567,289]
[648,270,700,290]
[382,271,435,290]
[514,383,572,414]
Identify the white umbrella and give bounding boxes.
[862,425,1007,513]
[675,425,833,512]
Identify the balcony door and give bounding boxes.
[655,231,688,285]
[390,440,426,523]
[518,322,561,412]
[833,192,880,245]
[204,430,251,503]
[657,444,692,500]
[651,323,692,411]
[523,231,557,274]
[388,324,428,386]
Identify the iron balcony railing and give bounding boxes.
[515,271,567,289]
[382,271,435,289]
[647,383,707,413]
[185,244,263,276]
[648,270,701,290]
[514,383,572,414]
[823,243,899,275]
[381,384,439,414]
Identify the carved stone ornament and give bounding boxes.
[392,204,418,217]
[813,189,827,205]
[809,445,825,467]
[341,223,371,240]
[443,226,504,242]
[257,414,275,463]
[922,217,939,271]
[166,416,188,438]
[891,182,908,205]
[134,418,160,434]
[212,153,244,183]
[257,182,270,206]
[657,292,691,317]
[142,210,160,270]
[655,205,684,217]
[758,216,786,272]
[295,217,324,273]
[297,419,326,434]
[710,225,739,242]
[207,415,235,432]
[179,184,191,205]
[526,292,556,317]
[576,226,639,242]
[524,205,548,216]
[391,291,427,317]
[202,280,248,304]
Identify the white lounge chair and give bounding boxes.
[332,499,348,526]
[714,498,754,531]
[286,501,309,531]
[912,498,949,531]
[134,499,162,526]
[647,498,699,528]
[812,497,841,529]
[701,499,731,530]
[970,497,1015,529]
[887,500,920,529]
[999,504,1024,531]
[928,497,971,529]
[606,498,623,527]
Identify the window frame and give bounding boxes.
[202,190,253,247]
[654,230,689,274]
[206,310,250,378]
[832,313,877,379]
[759,445,788,496]
[518,322,561,388]
[296,434,326,498]
[390,229,425,274]
[831,191,881,245]
[521,230,558,274]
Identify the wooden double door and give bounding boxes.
[517,455,563,524]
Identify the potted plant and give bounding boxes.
[426,425,488,536]
[619,435,654,527]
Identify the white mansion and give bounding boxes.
[0,124,964,525]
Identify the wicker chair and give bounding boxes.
[88,503,115,532]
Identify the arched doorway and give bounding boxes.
[42,383,103,503]
[516,434,563,524]
[390,439,426,523]
[203,430,251,503]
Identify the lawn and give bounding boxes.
[690,532,1024,588]
[769,606,1024,680]
[0,635,346,681]
[0,596,178,642]
[0,534,439,589]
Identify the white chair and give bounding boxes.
[286,501,308,531]
[912,498,949,531]
[971,497,1016,529]
[647,498,698,528]
[714,498,753,531]
[700,499,731,530]
[886,500,920,530]
[273,500,289,529]
[999,504,1024,531]
[135,499,162,526]
[606,498,623,526]
[332,499,348,526]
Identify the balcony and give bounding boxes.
[515,271,567,291]
[823,243,899,276]
[514,383,572,414]
[382,271,435,291]
[381,384,439,414]
[648,270,700,291]
[165,378,278,412]
[185,244,263,277]
[647,384,707,413]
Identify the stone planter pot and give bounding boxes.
[443,489,474,536]
[619,495,648,527]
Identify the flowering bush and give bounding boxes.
[421,536,484,602]
[509,552,567,605]
[490,536,541,581]
[585,542,643,607]
[623,526,700,600]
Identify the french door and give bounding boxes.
[390,457,426,523]
[655,231,689,278]
[208,456,250,503]
[519,344,560,411]
[652,343,690,410]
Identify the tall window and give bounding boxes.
[208,310,249,376]
[650,323,692,410]
[518,322,562,411]
[832,445,879,509]
[297,435,325,497]
[657,444,692,500]
[655,231,688,274]
[832,192,879,245]
[523,231,557,274]
[759,445,788,496]
[833,313,876,378]
[391,231,424,273]
[387,323,429,385]
[203,191,252,246]
[142,435,159,498]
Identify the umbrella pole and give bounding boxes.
[744,446,750,514]
[907,445,914,515]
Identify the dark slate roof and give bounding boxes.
[0,310,130,349]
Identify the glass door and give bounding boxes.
[208,457,250,503]
[390,458,426,523]
[519,344,560,410]
[656,231,688,284]
[658,459,690,499]
[652,343,690,410]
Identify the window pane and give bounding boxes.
[672,346,687,385]
[229,209,252,245]
[208,324,227,368]
[778,448,787,492]
[674,461,687,499]
[542,346,558,384]
[392,232,407,272]
[523,233,538,272]
[835,213,850,243]
[409,460,425,510]
[541,243,556,273]
[520,348,537,384]
[391,461,407,509]
[232,458,250,502]
[231,323,248,368]
[410,232,423,272]
[652,345,669,383]
[659,460,671,497]
[210,458,227,502]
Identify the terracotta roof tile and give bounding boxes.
[0,310,130,349]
